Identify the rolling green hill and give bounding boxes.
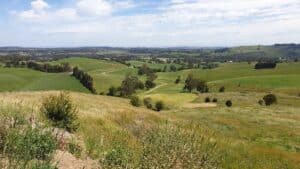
[0,67,88,92]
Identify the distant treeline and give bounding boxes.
[5,60,72,73]
[255,62,277,69]
[72,67,96,94]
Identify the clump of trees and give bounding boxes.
[263,94,277,106]
[41,92,79,132]
[255,62,277,69]
[73,67,96,94]
[145,73,157,89]
[120,75,144,97]
[183,74,209,93]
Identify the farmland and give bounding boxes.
[0,56,299,168]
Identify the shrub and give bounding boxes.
[41,92,79,132]
[68,142,82,158]
[175,76,181,84]
[155,101,165,111]
[143,98,153,109]
[5,127,57,163]
[130,96,141,107]
[263,94,277,106]
[225,100,232,107]
[107,86,118,96]
[212,98,218,103]
[258,99,264,105]
[205,97,211,103]
[219,86,225,92]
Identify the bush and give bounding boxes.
[205,97,211,103]
[155,101,165,111]
[212,98,218,103]
[263,94,277,106]
[143,98,153,109]
[68,142,82,158]
[258,99,264,105]
[130,96,141,107]
[41,92,79,132]
[107,86,118,96]
[225,100,232,107]
[219,86,225,92]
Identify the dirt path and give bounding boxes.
[144,82,167,94]
[183,103,217,109]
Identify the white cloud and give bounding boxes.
[31,0,49,11]
[76,0,112,16]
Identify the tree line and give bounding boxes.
[255,62,277,69]
[72,67,96,94]
[5,60,72,73]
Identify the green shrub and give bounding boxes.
[130,96,141,107]
[143,98,153,109]
[3,127,57,169]
[41,92,79,132]
[212,98,218,103]
[226,100,232,107]
[205,97,211,103]
[155,101,165,111]
[68,142,82,158]
[263,94,277,106]
[219,86,225,92]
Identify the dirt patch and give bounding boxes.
[53,150,100,169]
[183,103,217,109]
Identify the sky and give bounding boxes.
[0,0,300,47]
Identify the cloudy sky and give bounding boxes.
[0,0,300,47]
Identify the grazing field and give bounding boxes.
[0,67,88,92]
[1,57,300,168]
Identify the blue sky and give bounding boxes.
[0,0,300,47]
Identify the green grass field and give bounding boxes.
[0,67,88,93]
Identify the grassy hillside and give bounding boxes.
[51,57,136,93]
[0,67,88,92]
[0,91,299,169]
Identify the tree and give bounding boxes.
[183,74,195,92]
[145,72,157,89]
[183,74,208,93]
[196,80,208,93]
[120,75,142,97]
